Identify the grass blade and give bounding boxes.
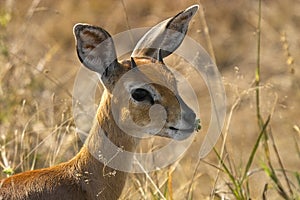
[242,115,271,182]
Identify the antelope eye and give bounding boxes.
[131,88,154,104]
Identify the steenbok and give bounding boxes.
[0,5,199,200]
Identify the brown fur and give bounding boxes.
[0,5,198,199]
[0,59,177,200]
[0,88,133,200]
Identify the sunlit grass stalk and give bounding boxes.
[241,115,270,183]
[197,1,216,63]
[254,1,297,199]
[215,115,270,199]
[255,0,263,128]
[214,148,242,199]
[167,168,173,200]
[261,162,290,199]
[267,130,294,198]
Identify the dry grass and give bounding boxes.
[0,0,299,199]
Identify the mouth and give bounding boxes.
[169,126,194,134]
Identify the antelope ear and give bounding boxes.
[131,5,198,61]
[73,24,119,82]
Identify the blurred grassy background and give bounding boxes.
[0,0,299,199]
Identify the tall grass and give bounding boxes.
[0,0,299,199]
[209,0,300,199]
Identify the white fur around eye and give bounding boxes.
[124,81,160,101]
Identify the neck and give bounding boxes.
[69,90,138,199]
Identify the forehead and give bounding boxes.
[133,58,177,92]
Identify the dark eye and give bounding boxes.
[131,88,154,104]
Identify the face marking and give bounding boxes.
[110,57,196,140]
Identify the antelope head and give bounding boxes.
[73,5,199,141]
